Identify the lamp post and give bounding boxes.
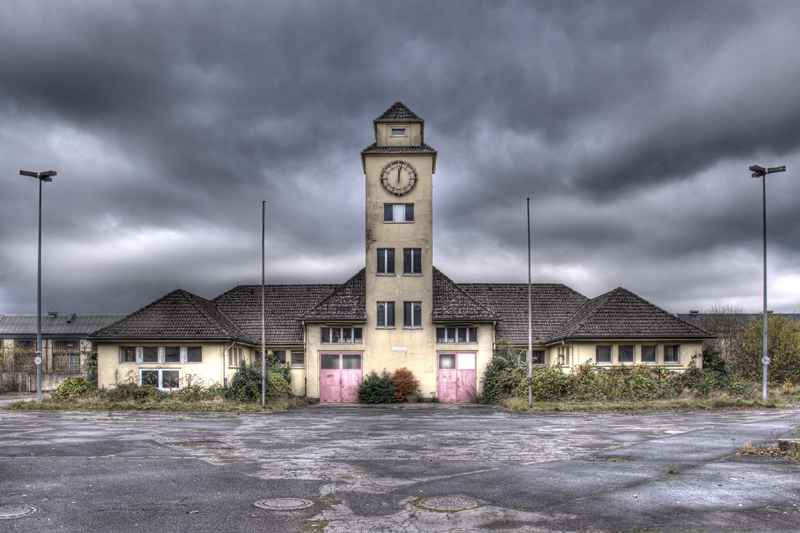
[748,164,786,401]
[19,169,57,403]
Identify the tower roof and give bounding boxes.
[375,102,423,122]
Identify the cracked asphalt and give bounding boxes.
[0,402,798,532]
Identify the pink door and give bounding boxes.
[437,353,477,403]
[319,353,362,403]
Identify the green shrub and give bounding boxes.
[477,341,528,404]
[227,362,291,403]
[392,367,419,402]
[358,370,395,404]
[53,376,92,399]
[729,315,800,385]
[81,351,98,386]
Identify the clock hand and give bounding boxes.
[397,166,401,183]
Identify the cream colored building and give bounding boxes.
[91,103,713,401]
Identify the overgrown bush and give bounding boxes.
[358,370,395,404]
[476,342,528,404]
[392,367,419,402]
[729,315,800,385]
[81,351,98,386]
[227,362,292,403]
[53,376,92,399]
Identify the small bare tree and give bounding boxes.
[699,303,745,361]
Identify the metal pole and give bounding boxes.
[527,198,532,408]
[262,200,266,408]
[36,178,43,403]
[761,175,768,401]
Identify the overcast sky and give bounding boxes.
[2,0,799,316]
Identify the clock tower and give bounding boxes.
[360,102,438,384]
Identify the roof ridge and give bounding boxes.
[433,267,498,317]
[180,290,252,342]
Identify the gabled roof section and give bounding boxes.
[460,283,588,343]
[214,284,339,345]
[0,314,128,337]
[89,289,253,342]
[549,287,714,341]
[301,269,366,321]
[432,268,500,322]
[375,102,422,122]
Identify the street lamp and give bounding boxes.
[749,164,786,401]
[19,169,57,403]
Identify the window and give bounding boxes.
[596,345,612,364]
[142,347,158,363]
[321,327,363,343]
[436,327,478,343]
[664,345,680,363]
[229,346,245,368]
[186,346,202,363]
[141,369,181,391]
[384,204,414,223]
[641,345,657,363]
[403,302,422,328]
[376,302,395,328]
[164,347,180,363]
[618,345,634,363]
[274,350,286,365]
[120,346,136,363]
[291,350,305,367]
[377,248,395,274]
[403,248,422,274]
[391,128,406,137]
[520,350,545,365]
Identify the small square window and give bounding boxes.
[596,345,612,364]
[120,346,137,363]
[273,350,286,365]
[142,347,158,363]
[164,346,180,363]
[641,345,657,363]
[664,345,680,363]
[291,350,305,367]
[521,350,545,365]
[618,345,634,363]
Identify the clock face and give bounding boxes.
[380,160,417,196]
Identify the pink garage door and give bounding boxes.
[438,352,477,403]
[319,353,362,403]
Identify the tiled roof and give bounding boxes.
[0,314,128,337]
[361,143,437,154]
[214,284,338,344]
[375,102,422,122]
[301,269,366,321]
[432,268,500,322]
[89,290,253,342]
[550,288,714,341]
[460,283,588,343]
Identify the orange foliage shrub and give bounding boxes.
[392,367,420,403]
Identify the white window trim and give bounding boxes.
[391,128,407,137]
[376,302,396,329]
[640,344,658,364]
[403,302,422,329]
[140,368,182,391]
[664,344,681,364]
[384,203,414,223]
[290,350,305,368]
[596,345,613,365]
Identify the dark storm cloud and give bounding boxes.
[2,0,800,315]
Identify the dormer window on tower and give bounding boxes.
[391,128,406,137]
[384,204,414,223]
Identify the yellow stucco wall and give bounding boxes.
[511,341,704,371]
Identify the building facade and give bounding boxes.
[91,103,712,401]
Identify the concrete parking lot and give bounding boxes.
[0,402,798,532]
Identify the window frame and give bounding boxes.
[435,327,478,343]
[376,248,395,275]
[618,345,634,364]
[403,248,422,275]
[384,204,414,223]
[596,345,612,364]
[641,344,657,363]
[290,350,305,367]
[140,368,181,391]
[376,301,396,329]
[321,327,363,344]
[391,128,406,137]
[664,344,680,364]
[403,302,422,329]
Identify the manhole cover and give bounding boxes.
[416,496,478,511]
[254,498,313,510]
[0,504,41,520]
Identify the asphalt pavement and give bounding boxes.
[0,402,798,532]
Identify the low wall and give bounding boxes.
[0,372,79,393]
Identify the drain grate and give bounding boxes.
[0,505,41,520]
[416,496,478,511]
[254,498,313,510]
